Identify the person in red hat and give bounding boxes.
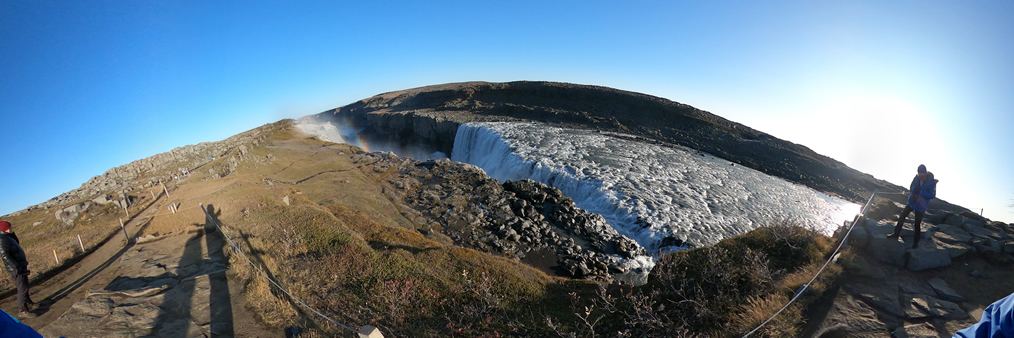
[0,221,37,318]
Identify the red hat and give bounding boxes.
[0,221,9,232]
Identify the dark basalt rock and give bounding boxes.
[364,154,645,279]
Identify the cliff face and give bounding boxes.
[316,81,927,206]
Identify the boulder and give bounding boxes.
[848,223,871,248]
[933,225,972,244]
[898,223,934,241]
[927,277,966,302]
[945,214,965,226]
[934,239,972,258]
[906,241,952,271]
[963,218,986,229]
[964,223,1005,241]
[903,294,967,319]
[868,235,907,266]
[865,219,896,237]
[973,239,1001,255]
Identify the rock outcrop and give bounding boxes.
[359,152,647,279]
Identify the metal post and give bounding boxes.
[119,218,129,241]
[53,250,59,264]
[78,234,85,251]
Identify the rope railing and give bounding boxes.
[742,190,878,337]
[198,203,360,334]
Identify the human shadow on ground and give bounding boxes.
[34,217,155,314]
[148,204,234,337]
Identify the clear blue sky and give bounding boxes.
[2,1,1013,222]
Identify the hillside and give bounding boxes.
[320,81,900,203]
[0,119,846,336]
[1,82,1008,336]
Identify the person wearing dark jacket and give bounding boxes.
[0,221,36,318]
[887,164,937,248]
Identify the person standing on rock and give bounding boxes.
[0,221,37,318]
[886,164,937,248]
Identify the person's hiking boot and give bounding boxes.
[18,311,36,319]
[26,302,39,311]
[886,234,899,239]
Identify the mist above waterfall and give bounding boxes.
[452,122,859,251]
[295,117,447,160]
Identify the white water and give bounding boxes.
[294,120,348,144]
[452,122,860,251]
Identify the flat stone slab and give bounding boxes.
[847,284,905,318]
[933,224,972,244]
[907,241,952,271]
[964,224,1005,241]
[928,277,966,302]
[903,294,967,320]
[820,294,891,334]
[865,219,897,237]
[868,235,907,267]
[934,239,972,258]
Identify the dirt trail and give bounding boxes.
[2,197,278,337]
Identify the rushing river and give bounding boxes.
[451,122,860,252]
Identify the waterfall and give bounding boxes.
[451,122,860,251]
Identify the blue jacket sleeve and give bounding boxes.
[955,292,1014,337]
[920,178,936,200]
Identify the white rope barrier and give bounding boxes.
[198,203,359,333]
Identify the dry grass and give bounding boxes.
[4,121,847,336]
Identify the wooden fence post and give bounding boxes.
[77,234,85,251]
